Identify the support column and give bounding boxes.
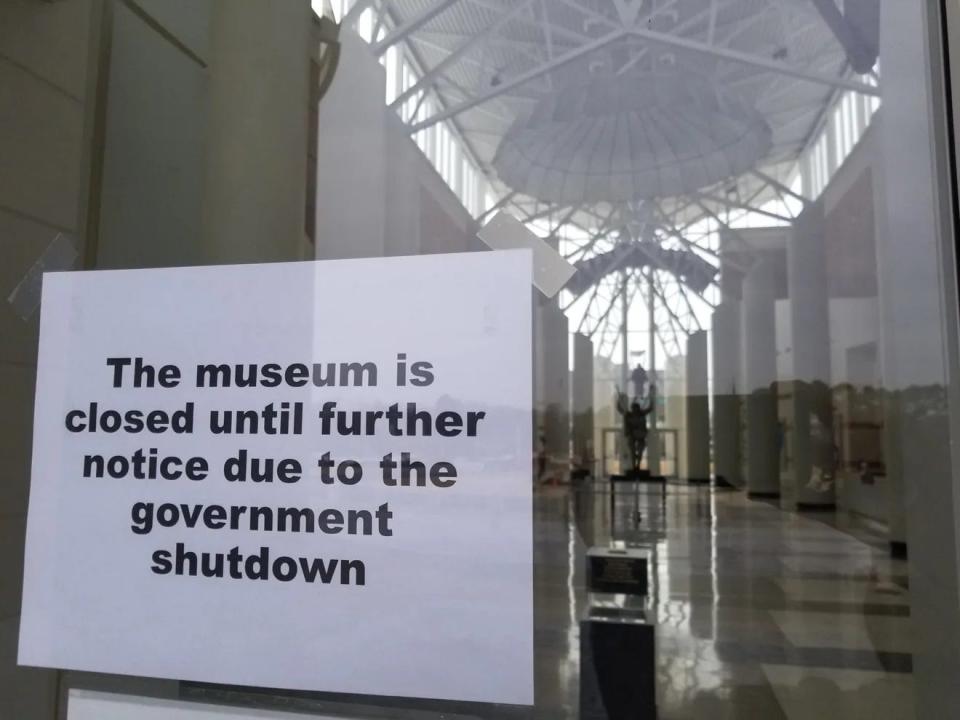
[647,269,661,475]
[742,259,780,499]
[712,302,742,487]
[664,355,687,479]
[202,0,311,263]
[620,271,630,392]
[314,31,389,259]
[685,330,711,483]
[788,200,836,509]
[572,334,595,477]
[619,272,630,474]
[871,108,908,560]
[877,3,960,714]
[539,300,570,482]
[533,292,545,481]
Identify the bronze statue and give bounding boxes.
[616,364,654,474]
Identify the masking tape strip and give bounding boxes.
[7,232,78,320]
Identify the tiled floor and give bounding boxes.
[184,481,913,718]
[762,666,913,720]
[537,480,913,719]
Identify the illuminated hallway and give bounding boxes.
[534,484,912,719]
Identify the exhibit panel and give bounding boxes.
[4,1,960,719]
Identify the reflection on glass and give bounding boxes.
[2,0,959,718]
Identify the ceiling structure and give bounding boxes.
[340,0,880,362]
[491,70,774,205]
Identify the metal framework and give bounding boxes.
[338,0,880,361]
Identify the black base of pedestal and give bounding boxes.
[797,502,836,512]
[747,491,780,500]
[580,616,657,719]
[890,541,908,559]
[686,477,711,485]
[713,475,736,488]
[611,470,651,482]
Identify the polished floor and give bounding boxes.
[181,480,912,718]
[533,481,912,719]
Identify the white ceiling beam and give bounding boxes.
[714,5,777,49]
[616,0,723,76]
[523,202,578,224]
[545,205,579,237]
[626,26,880,96]
[695,192,793,223]
[572,260,622,326]
[612,269,651,358]
[657,275,704,337]
[539,0,555,90]
[586,271,631,340]
[573,278,608,331]
[470,0,598,45]
[707,0,719,44]
[751,169,809,205]
[650,201,730,270]
[474,192,517,226]
[654,223,724,269]
[371,0,390,40]
[342,0,375,24]
[389,0,535,110]
[565,210,619,263]
[693,200,758,255]
[372,0,462,55]
[408,29,626,134]
[551,0,619,32]
[646,270,694,350]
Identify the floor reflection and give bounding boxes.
[184,482,912,718]
[536,481,912,719]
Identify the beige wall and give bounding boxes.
[1,6,491,713]
[0,2,314,716]
[314,30,388,259]
[0,0,100,716]
[313,27,477,261]
[201,0,310,264]
[95,0,211,269]
[96,0,310,269]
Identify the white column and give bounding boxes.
[538,300,570,481]
[313,31,388,259]
[712,302,742,487]
[202,0,311,263]
[872,120,909,557]
[647,269,661,475]
[685,330,711,483]
[742,258,780,498]
[664,355,687,479]
[788,200,835,509]
[572,334,595,476]
[384,115,421,256]
[532,292,546,479]
[877,3,960,715]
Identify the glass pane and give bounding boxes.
[3,1,960,718]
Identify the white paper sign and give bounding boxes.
[19,250,533,706]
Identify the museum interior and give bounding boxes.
[4,0,960,718]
